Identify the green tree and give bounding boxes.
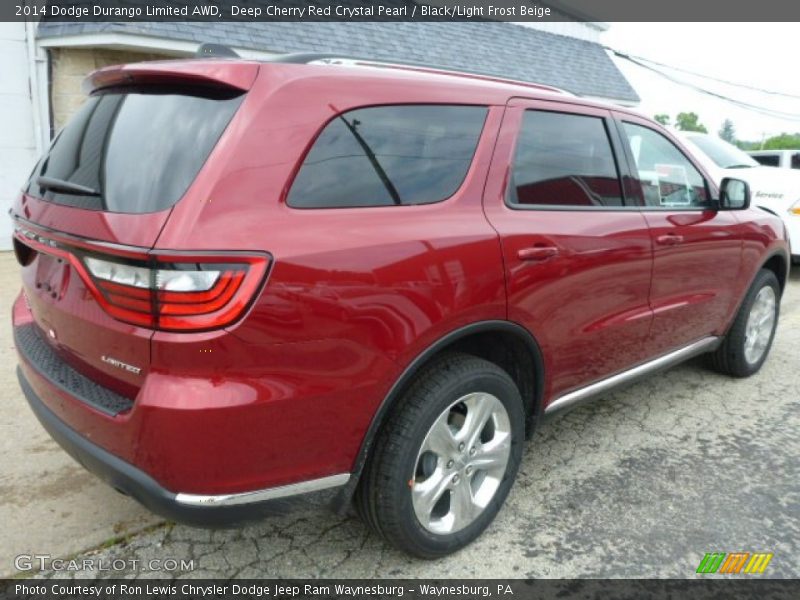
[762,133,800,150]
[736,140,759,151]
[675,112,708,133]
[654,114,671,126]
[718,119,736,143]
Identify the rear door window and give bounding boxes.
[507,110,624,208]
[26,88,243,213]
[287,105,487,208]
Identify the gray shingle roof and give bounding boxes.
[37,21,639,103]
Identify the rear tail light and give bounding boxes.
[82,254,269,331]
[13,226,269,332]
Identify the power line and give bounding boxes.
[605,47,800,101]
[607,47,800,120]
[606,47,800,122]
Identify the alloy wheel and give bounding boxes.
[411,392,512,534]
[743,285,777,365]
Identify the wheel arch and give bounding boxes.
[335,320,545,511]
[722,248,789,338]
[761,250,789,295]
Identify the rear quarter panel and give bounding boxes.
[149,72,509,482]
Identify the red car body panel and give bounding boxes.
[640,209,742,352]
[17,193,168,248]
[11,60,790,505]
[482,100,655,400]
[14,219,154,399]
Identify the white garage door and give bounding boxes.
[0,22,39,251]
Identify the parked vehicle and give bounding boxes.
[12,54,789,558]
[679,133,800,263]
[749,149,800,169]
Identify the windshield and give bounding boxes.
[25,87,244,213]
[684,134,759,169]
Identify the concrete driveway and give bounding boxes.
[2,251,797,579]
[0,253,160,579]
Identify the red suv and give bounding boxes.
[12,55,789,558]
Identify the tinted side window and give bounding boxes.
[623,123,709,208]
[791,153,800,169]
[26,89,243,213]
[287,105,487,208]
[753,155,781,167]
[508,111,624,208]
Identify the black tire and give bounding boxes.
[355,352,525,558]
[709,269,780,378]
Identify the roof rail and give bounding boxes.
[260,52,575,96]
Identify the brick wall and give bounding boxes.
[50,47,173,130]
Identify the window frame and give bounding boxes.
[284,102,490,210]
[612,116,715,213]
[503,106,636,212]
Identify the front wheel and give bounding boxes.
[355,353,525,558]
[710,269,780,378]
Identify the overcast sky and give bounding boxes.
[602,23,800,143]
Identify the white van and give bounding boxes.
[749,149,800,170]
[678,133,800,263]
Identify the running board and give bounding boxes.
[544,337,721,415]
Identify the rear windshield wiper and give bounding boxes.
[36,176,100,197]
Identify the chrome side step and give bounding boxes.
[544,337,721,416]
[175,473,350,507]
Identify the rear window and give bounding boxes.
[287,105,487,208]
[26,87,243,213]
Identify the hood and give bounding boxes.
[706,165,800,212]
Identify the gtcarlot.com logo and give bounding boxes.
[15,554,194,573]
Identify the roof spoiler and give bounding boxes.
[83,60,258,94]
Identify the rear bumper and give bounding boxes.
[18,368,348,526]
[12,287,379,497]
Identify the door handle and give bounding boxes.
[518,246,559,261]
[656,234,684,246]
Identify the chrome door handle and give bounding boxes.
[518,246,559,261]
[656,234,684,246]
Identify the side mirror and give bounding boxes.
[719,178,750,210]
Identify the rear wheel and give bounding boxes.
[356,353,524,558]
[710,269,780,377]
